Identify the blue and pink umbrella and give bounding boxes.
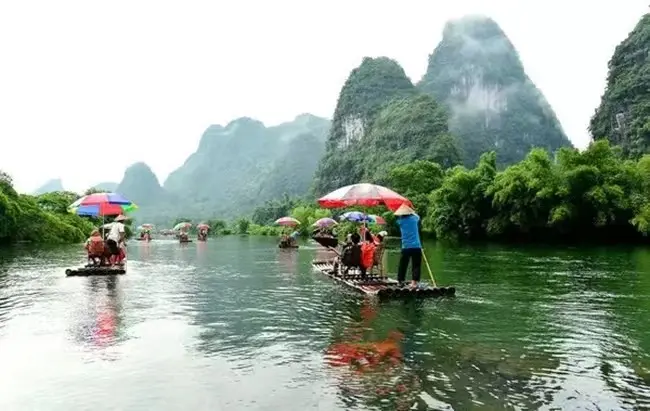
[69,192,137,217]
[339,212,386,225]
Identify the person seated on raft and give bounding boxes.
[289,230,299,246]
[85,228,106,266]
[369,231,387,274]
[360,231,376,279]
[198,229,207,241]
[179,231,189,241]
[335,232,364,278]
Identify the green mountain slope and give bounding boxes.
[418,15,572,167]
[590,13,650,157]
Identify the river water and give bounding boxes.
[1,236,649,410]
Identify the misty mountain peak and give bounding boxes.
[418,15,571,166]
[34,178,64,195]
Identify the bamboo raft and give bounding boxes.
[312,260,455,298]
[65,266,126,277]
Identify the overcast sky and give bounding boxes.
[0,1,647,193]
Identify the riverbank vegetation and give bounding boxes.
[0,172,138,245]
[240,139,650,245]
[0,172,95,244]
[391,140,650,243]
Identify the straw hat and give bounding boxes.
[394,204,415,216]
[378,231,388,237]
[115,214,127,222]
[90,228,100,236]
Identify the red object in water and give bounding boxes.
[317,183,412,211]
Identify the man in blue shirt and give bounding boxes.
[395,203,422,288]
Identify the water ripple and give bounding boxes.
[0,240,650,409]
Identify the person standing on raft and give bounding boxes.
[107,215,127,266]
[394,204,422,289]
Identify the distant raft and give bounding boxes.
[65,266,126,277]
[311,260,455,299]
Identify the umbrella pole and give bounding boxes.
[421,250,437,287]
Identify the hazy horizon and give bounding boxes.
[1,0,648,194]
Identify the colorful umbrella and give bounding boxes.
[72,203,136,216]
[317,183,412,211]
[197,223,210,230]
[339,211,368,222]
[274,217,300,226]
[69,192,137,217]
[366,214,386,225]
[312,217,338,227]
[137,224,154,231]
[173,222,192,231]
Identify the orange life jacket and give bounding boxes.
[361,242,375,269]
[88,236,105,256]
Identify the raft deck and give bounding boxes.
[312,260,455,298]
[66,266,126,277]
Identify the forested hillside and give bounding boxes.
[418,15,572,167]
[116,114,330,224]
[312,57,461,195]
[590,13,650,157]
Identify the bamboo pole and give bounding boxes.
[421,249,437,287]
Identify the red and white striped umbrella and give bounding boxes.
[317,183,412,211]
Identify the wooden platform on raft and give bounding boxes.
[278,244,299,249]
[65,266,126,277]
[312,260,455,298]
[179,239,193,243]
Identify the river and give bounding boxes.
[0,236,649,410]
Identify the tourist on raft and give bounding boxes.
[198,228,208,241]
[85,228,106,266]
[107,215,127,266]
[360,230,376,279]
[338,232,363,277]
[371,231,387,275]
[394,204,422,289]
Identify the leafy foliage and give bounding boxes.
[418,15,572,167]
[361,94,462,183]
[0,172,95,244]
[590,13,650,157]
[386,160,445,222]
[410,140,650,243]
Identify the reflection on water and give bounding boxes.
[68,276,123,357]
[0,238,650,409]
